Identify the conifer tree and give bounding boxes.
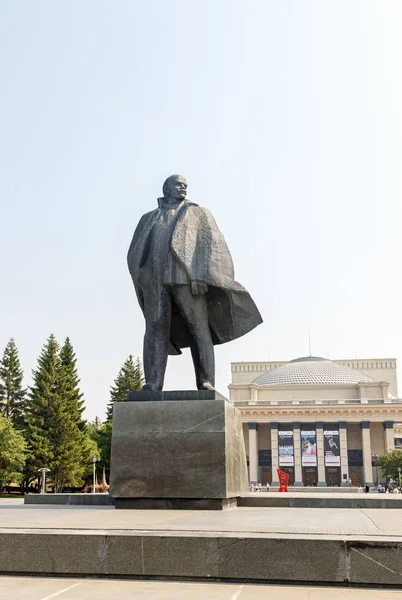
[25,335,98,492]
[59,338,86,431]
[0,339,26,429]
[106,356,143,422]
[24,334,60,486]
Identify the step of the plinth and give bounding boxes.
[240,493,402,509]
[1,528,402,586]
[24,492,402,509]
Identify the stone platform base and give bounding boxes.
[127,389,226,402]
[24,492,402,509]
[24,494,114,506]
[240,493,402,509]
[115,497,238,510]
[1,523,402,585]
[283,486,360,493]
[3,502,402,585]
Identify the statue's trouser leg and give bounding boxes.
[143,287,171,390]
[171,285,215,390]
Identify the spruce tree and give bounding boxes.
[25,335,97,492]
[0,339,26,429]
[106,356,143,422]
[59,338,86,431]
[24,334,60,486]
[57,337,98,488]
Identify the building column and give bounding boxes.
[384,421,395,453]
[248,423,259,483]
[339,422,349,486]
[271,422,279,486]
[316,422,327,486]
[361,421,374,487]
[293,422,303,486]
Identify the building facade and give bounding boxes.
[229,356,401,487]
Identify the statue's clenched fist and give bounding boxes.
[191,281,208,296]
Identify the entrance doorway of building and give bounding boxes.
[350,468,362,487]
[261,467,272,485]
[326,467,341,486]
[303,467,317,486]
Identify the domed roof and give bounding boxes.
[252,356,373,387]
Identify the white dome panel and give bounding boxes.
[252,357,373,387]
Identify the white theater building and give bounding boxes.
[229,356,402,487]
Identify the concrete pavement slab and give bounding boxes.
[0,503,388,536]
[239,585,310,599]
[344,592,402,600]
[0,576,80,599]
[1,577,402,600]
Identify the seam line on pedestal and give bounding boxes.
[183,412,225,433]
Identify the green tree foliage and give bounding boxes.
[0,414,26,493]
[25,335,98,492]
[0,338,26,429]
[106,356,143,422]
[376,450,402,483]
[88,418,112,473]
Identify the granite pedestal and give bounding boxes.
[109,392,248,509]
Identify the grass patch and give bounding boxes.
[0,494,24,499]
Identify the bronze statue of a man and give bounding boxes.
[128,174,262,391]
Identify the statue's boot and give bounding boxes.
[142,382,162,392]
[200,381,214,390]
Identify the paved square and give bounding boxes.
[1,577,402,600]
[1,498,402,539]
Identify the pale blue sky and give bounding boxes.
[1,1,401,420]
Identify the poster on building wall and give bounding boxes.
[324,430,340,466]
[301,430,317,466]
[278,431,294,466]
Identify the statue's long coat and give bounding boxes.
[128,201,262,355]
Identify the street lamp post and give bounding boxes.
[398,466,401,488]
[92,456,97,494]
[37,468,50,494]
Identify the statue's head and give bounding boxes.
[163,174,187,201]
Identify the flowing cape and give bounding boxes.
[127,202,263,354]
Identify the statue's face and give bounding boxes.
[166,175,187,200]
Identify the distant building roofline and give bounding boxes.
[231,357,397,365]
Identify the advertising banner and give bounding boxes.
[301,430,317,466]
[324,430,341,466]
[278,430,294,466]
